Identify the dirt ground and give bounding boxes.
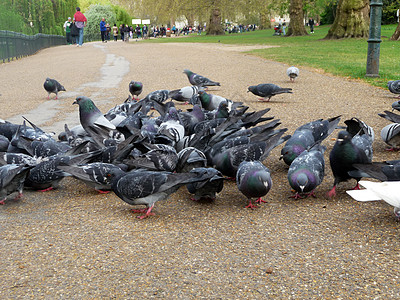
[0,40,399,298]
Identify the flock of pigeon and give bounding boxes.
[1,67,400,220]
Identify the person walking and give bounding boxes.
[73,7,87,47]
[100,17,107,42]
[63,17,73,44]
[282,19,287,35]
[309,17,315,33]
[112,23,118,41]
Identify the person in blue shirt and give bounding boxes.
[100,18,107,42]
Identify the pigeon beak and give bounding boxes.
[73,100,78,105]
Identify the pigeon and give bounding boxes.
[186,167,224,201]
[73,96,117,148]
[169,86,201,103]
[142,89,170,104]
[380,123,400,151]
[211,129,289,177]
[0,135,9,152]
[247,83,292,102]
[129,80,143,100]
[43,77,66,100]
[287,144,325,199]
[280,116,341,166]
[198,90,232,111]
[286,66,299,82]
[105,168,208,219]
[183,69,220,87]
[0,163,30,204]
[391,100,400,112]
[176,147,207,173]
[236,161,272,209]
[58,162,126,193]
[346,180,400,219]
[350,160,400,182]
[327,130,373,198]
[388,80,400,98]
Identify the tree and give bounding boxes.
[206,6,225,35]
[391,22,400,40]
[85,4,117,41]
[286,0,308,36]
[324,0,370,39]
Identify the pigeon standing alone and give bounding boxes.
[286,66,299,82]
[183,69,221,87]
[247,83,292,102]
[129,81,143,100]
[43,78,66,100]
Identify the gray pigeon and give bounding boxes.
[350,160,400,182]
[380,123,400,150]
[44,77,66,99]
[236,161,272,209]
[169,86,202,103]
[58,162,125,193]
[198,90,232,111]
[247,83,292,102]
[183,69,220,87]
[176,147,207,173]
[105,168,209,219]
[287,144,325,199]
[280,116,341,166]
[286,66,299,82]
[0,163,30,204]
[388,80,400,98]
[73,96,117,148]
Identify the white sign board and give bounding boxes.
[142,19,150,25]
[132,19,141,25]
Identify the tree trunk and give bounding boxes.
[286,0,308,36]
[390,21,400,40]
[324,0,369,39]
[259,9,272,29]
[206,7,224,35]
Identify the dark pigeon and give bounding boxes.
[183,69,220,87]
[176,147,207,173]
[247,83,292,102]
[186,167,224,202]
[129,80,143,100]
[287,144,325,199]
[236,160,272,209]
[44,77,65,100]
[328,130,373,198]
[350,160,400,182]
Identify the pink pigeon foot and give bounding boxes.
[97,189,110,194]
[38,187,54,192]
[327,186,336,198]
[245,200,258,209]
[255,197,267,204]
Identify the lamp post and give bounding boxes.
[366,0,383,77]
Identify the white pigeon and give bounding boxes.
[286,66,299,82]
[346,180,400,218]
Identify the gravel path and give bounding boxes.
[1,40,399,298]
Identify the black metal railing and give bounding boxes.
[0,30,66,63]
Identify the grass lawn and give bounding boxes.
[146,25,400,89]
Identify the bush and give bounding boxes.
[85,4,117,41]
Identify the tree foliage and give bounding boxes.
[85,4,117,40]
[0,0,78,35]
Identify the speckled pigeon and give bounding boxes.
[169,86,202,103]
[183,69,220,87]
[105,168,211,219]
[236,160,272,209]
[0,163,30,204]
[44,77,65,100]
[247,83,292,102]
[186,167,224,202]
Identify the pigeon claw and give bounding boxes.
[38,187,54,192]
[245,201,258,209]
[327,186,336,198]
[0,199,5,205]
[255,197,267,204]
[97,189,110,194]
[290,193,304,200]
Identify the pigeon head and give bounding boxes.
[392,100,400,112]
[247,86,256,93]
[336,130,352,145]
[294,173,309,193]
[183,69,193,76]
[73,96,101,113]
